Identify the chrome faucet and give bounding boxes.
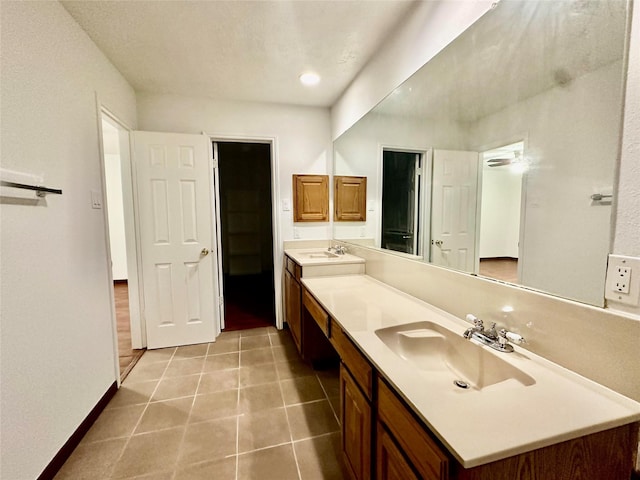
[329,245,347,255]
[463,314,525,353]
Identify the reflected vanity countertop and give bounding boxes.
[301,274,640,468]
[284,248,365,267]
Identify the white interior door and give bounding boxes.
[431,149,480,272]
[134,131,217,348]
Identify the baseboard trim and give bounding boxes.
[37,381,117,480]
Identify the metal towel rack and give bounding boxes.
[1,180,62,197]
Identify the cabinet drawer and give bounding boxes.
[378,379,449,480]
[285,256,301,280]
[331,322,373,400]
[303,289,329,336]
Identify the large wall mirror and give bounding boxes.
[333,0,631,307]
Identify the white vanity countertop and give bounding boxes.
[284,248,365,267]
[301,274,640,468]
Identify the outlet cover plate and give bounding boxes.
[605,254,640,306]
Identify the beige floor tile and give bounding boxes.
[239,383,283,413]
[240,347,274,367]
[287,400,339,440]
[121,471,175,480]
[269,332,296,349]
[272,344,300,363]
[82,404,146,443]
[328,396,341,425]
[107,380,158,409]
[239,363,278,387]
[294,432,346,480]
[281,376,326,405]
[207,337,240,355]
[178,416,237,465]
[137,348,176,365]
[152,375,200,401]
[54,438,127,479]
[238,407,291,453]
[175,457,236,480]
[240,327,272,337]
[316,369,340,398]
[238,444,299,480]
[164,357,205,378]
[135,397,193,434]
[190,389,239,423]
[203,352,240,371]
[123,362,167,384]
[240,334,271,351]
[218,330,241,340]
[275,360,315,380]
[198,369,239,394]
[111,426,185,478]
[174,343,209,359]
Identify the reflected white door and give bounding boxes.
[431,149,480,272]
[134,131,216,348]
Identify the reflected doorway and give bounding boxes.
[478,141,525,283]
[381,150,422,255]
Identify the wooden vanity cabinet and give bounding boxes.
[341,363,372,480]
[284,256,302,353]
[376,422,419,480]
[293,174,329,222]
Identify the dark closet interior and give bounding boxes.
[217,142,275,330]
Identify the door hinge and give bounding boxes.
[213,158,219,169]
[218,296,224,306]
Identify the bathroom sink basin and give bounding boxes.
[304,251,339,259]
[375,321,535,391]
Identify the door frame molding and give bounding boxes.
[207,134,283,330]
[96,98,144,384]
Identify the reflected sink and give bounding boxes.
[375,321,535,391]
[305,251,339,259]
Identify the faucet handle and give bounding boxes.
[465,314,483,328]
[498,329,526,345]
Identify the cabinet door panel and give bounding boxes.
[341,363,371,480]
[377,422,419,480]
[285,269,302,353]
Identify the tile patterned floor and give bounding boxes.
[55,327,346,480]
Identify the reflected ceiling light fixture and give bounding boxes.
[487,151,527,173]
[299,72,321,86]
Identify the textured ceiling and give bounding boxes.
[61,0,417,107]
[374,0,628,123]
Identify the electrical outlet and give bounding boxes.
[614,266,631,293]
[605,255,640,306]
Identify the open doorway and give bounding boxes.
[381,149,422,255]
[478,141,525,283]
[100,114,144,379]
[216,142,275,331]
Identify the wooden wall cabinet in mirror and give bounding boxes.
[335,176,367,222]
[293,174,329,222]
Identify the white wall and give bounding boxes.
[136,93,333,243]
[331,1,493,139]
[466,61,623,306]
[334,112,466,244]
[104,153,129,280]
[0,2,137,478]
[479,167,521,259]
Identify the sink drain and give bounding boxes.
[453,380,470,389]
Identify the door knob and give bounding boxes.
[200,248,210,256]
[431,240,443,247]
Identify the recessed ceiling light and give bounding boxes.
[299,72,320,86]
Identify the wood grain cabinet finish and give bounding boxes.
[334,176,367,222]
[331,321,373,399]
[284,265,302,354]
[378,379,449,480]
[293,174,329,222]
[341,363,372,480]
[377,422,419,480]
